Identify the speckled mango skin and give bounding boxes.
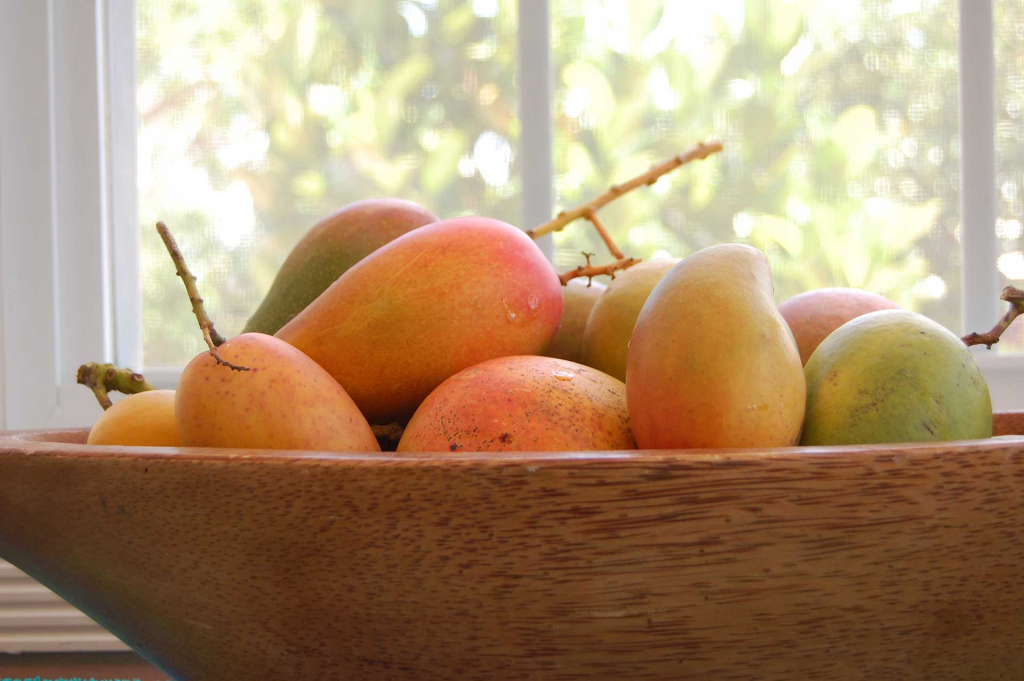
[582,259,679,381]
[778,287,900,365]
[397,355,635,452]
[176,333,379,452]
[626,244,806,449]
[543,279,605,364]
[243,198,438,335]
[276,217,564,424]
[87,390,179,447]
[801,309,992,446]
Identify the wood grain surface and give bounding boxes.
[0,652,169,680]
[0,416,1023,680]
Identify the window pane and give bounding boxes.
[995,0,1024,351]
[550,0,961,332]
[138,1,519,367]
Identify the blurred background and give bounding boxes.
[135,0,1023,365]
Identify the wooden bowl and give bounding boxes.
[2,416,1024,680]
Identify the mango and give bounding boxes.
[779,287,899,365]
[87,390,179,447]
[176,333,379,452]
[397,355,634,452]
[244,199,438,335]
[543,279,605,363]
[276,217,563,424]
[581,258,679,381]
[801,309,992,446]
[626,244,805,449]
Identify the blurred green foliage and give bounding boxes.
[549,0,960,322]
[139,0,965,367]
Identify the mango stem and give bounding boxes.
[962,286,1024,349]
[76,363,156,410]
[155,221,249,372]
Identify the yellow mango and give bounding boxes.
[626,244,805,449]
[581,259,679,381]
[87,390,179,447]
[543,279,605,363]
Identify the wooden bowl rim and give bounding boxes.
[2,416,1023,468]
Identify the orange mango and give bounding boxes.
[398,355,634,452]
[244,199,437,335]
[176,333,379,452]
[87,390,179,447]
[276,217,563,423]
[778,287,900,365]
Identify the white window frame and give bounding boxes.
[0,0,1020,430]
[0,0,137,654]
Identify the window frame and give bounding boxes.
[960,0,1001,334]
[0,0,141,654]
[0,0,1020,431]
[0,0,133,432]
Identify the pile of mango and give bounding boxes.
[88,198,992,453]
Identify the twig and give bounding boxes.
[583,209,624,259]
[155,222,249,372]
[76,363,156,410]
[526,140,723,241]
[528,140,723,285]
[558,252,640,286]
[962,286,1024,348]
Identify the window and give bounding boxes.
[1,0,1021,432]
[548,0,961,333]
[137,0,522,366]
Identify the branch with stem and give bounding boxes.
[557,252,641,286]
[155,221,249,372]
[76,363,156,410]
[962,286,1024,349]
[527,140,724,284]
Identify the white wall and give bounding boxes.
[0,314,5,431]
[0,123,4,432]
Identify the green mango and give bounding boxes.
[801,309,992,446]
[244,198,438,335]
